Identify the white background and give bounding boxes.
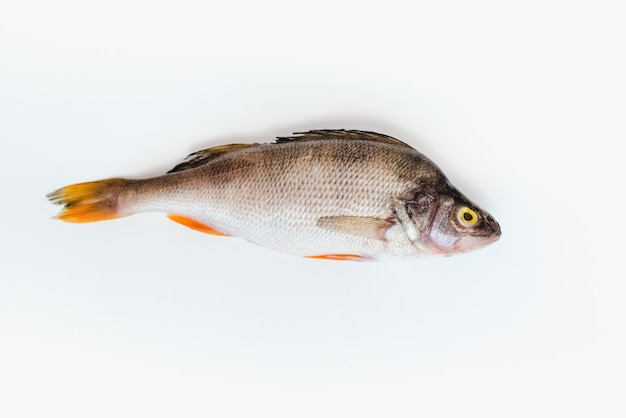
[1,1,624,417]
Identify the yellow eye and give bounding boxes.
[458,207,478,226]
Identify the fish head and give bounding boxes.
[419,192,501,256]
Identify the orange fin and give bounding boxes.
[47,178,128,223]
[305,254,365,261]
[167,214,229,236]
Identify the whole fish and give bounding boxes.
[47,130,500,261]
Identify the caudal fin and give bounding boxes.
[47,178,130,223]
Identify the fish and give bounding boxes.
[47,129,501,261]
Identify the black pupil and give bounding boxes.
[463,212,474,221]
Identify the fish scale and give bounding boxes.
[48,130,500,261]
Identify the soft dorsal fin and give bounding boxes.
[168,143,257,173]
[275,130,413,149]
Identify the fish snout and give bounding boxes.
[483,214,501,242]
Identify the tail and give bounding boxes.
[47,178,131,223]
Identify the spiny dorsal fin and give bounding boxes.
[168,130,410,173]
[168,143,257,173]
[275,130,413,149]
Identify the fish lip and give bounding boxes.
[491,217,502,239]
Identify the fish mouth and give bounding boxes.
[422,215,501,256]
[450,217,501,254]
[480,216,502,242]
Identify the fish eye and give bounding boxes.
[457,207,478,226]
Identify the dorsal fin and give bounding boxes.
[274,130,413,149]
[168,143,257,173]
[168,130,411,173]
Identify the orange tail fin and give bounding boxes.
[47,178,129,223]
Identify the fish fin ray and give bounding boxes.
[47,178,128,223]
[168,143,257,173]
[305,254,366,261]
[316,216,393,241]
[167,214,229,236]
[170,130,411,174]
[275,130,413,148]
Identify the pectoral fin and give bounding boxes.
[316,216,393,241]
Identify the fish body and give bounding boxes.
[48,130,500,261]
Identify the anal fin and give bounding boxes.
[305,254,366,261]
[167,215,229,236]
